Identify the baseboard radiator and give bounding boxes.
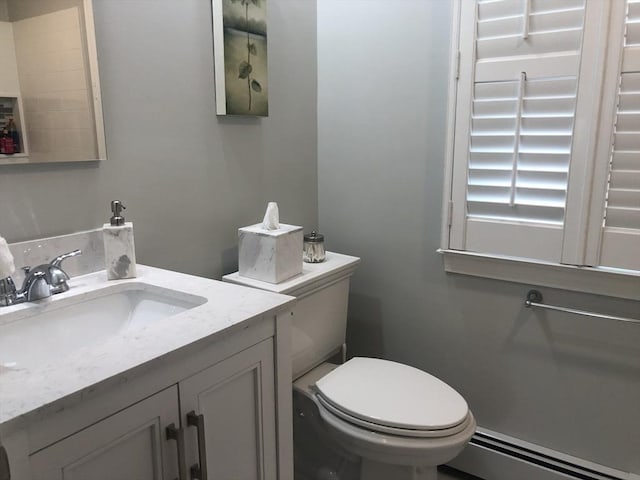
[447,428,638,480]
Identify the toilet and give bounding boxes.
[223,252,475,480]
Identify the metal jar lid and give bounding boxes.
[303,231,324,243]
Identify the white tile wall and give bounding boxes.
[0,21,19,92]
[12,7,97,162]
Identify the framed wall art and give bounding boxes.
[212,0,269,116]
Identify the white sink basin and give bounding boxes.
[0,284,206,372]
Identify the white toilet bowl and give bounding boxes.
[295,358,476,480]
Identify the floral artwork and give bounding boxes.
[213,0,268,116]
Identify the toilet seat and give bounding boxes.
[314,357,469,438]
[315,393,473,438]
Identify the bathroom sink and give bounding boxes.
[0,284,206,372]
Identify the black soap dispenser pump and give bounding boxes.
[103,200,137,280]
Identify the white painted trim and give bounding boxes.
[585,1,629,266]
[477,428,630,479]
[600,227,640,271]
[14,94,28,156]
[211,0,227,115]
[465,218,563,263]
[439,249,640,301]
[83,0,106,161]
[562,0,611,265]
[440,0,462,250]
[0,93,29,163]
[449,427,634,480]
[274,311,293,480]
[449,0,477,250]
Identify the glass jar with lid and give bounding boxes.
[303,231,325,263]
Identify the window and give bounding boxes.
[444,0,640,290]
[593,0,640,270]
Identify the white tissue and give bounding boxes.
[261,202,280,230]
[0,236,15,279]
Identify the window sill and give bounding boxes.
[439,249,640,301]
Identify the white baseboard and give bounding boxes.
[448,428,634,480]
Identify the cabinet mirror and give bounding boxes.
[0,0,105,165]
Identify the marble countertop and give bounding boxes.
[0,265,295,432]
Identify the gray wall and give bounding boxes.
[317,0,640,475]
[0,0,8,21]
[0,0,318,279]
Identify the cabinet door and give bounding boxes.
[30,386,180,480]
[180,339,277,480]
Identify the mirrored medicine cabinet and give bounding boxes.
[0,0,105,165]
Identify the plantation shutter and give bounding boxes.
[450,0,588,262]
[599,0,640,270]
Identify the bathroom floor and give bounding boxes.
[439,465,484,480]
[293,465,483,480]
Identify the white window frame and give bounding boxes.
[441,0,640,302]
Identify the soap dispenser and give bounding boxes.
[103,200,137,280]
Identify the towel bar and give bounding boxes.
[525,290,640,324]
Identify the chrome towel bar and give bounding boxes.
[525,290,640,325]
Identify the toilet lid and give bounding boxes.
[314,357,469,431]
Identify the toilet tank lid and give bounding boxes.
[315,357,469,431]
[222,251,360,295]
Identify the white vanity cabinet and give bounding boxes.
[24,338,279,480]
[0,266,295,480]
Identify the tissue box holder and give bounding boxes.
[238,223,303,283]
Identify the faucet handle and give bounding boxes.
[51,249,82,268]
[21,266,31,275]
[42,249,81,294]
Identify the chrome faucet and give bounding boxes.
[0,270,50,305]
[27,250,82,294]
[0,249,82,306]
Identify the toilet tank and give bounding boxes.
[222,252,360,379]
